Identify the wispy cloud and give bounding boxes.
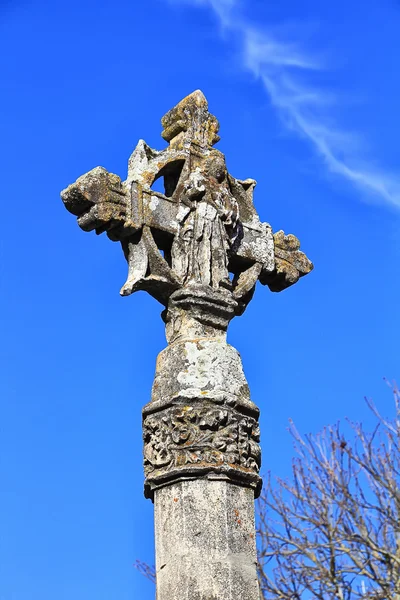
[171,0,400,208]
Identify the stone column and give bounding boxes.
[60,89,313,600]
[143,286,261,599]
[154,481,259,600]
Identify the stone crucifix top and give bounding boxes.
[62,90,312,342]
[61,90,313,600]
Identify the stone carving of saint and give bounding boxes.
[171,149,239,290]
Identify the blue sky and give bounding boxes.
[1,0,399,598]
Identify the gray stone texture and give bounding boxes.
[60,90,313,600]
[143,337,261,500]
[154,479,260,600]
[61,90,313,310]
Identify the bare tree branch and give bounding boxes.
[257,383,400,600]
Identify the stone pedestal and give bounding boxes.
[143,289,262,599]
[154,479,259,600]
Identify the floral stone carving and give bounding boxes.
[143,403,261,498]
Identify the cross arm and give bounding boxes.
[61,166,138,239]
[259,230,313,291]
[118,190,313,295]
[61,165,313,303]
[225,174,313,293]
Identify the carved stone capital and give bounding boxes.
[163,285,238,343]
[143,401,261,500]
[142,337,262,499]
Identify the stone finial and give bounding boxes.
[161,90,220,148]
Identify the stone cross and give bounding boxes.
[61,90,313,600]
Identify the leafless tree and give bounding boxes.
[134,559,156,584]
[258,382,400,600]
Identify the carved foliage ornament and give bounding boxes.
[143,403,261,497]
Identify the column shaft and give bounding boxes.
[154,479,260,600]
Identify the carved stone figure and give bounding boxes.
[61,90,313,600]
[170,149,239,290]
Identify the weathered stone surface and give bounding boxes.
[161,88,221,148]
[150,339,252,406]
[260,230,313,291]
[143,338,261,500]
[61,90,313,311]
[60,90,314,600]
[163,286,238,342]
[154,479,260,600]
